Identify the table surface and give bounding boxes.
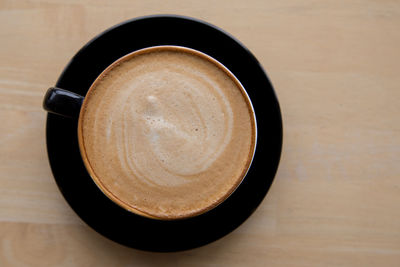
[1,0,400,266]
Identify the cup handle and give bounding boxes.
[43,87,84,118]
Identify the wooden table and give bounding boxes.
[1,0,399,266]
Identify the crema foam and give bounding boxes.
[78,46,256,219]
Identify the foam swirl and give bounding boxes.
[80,47,255,219]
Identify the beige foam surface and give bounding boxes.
[79,47,255,219]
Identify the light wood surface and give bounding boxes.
[1,0,400,266]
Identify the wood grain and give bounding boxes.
[1,0,400,266]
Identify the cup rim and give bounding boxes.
[77,45,258,220]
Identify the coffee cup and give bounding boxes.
[43,45,257,220]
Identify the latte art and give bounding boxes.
[79,47,256,219]
[112,68,234,187]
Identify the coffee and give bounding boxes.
[78,46,256,220]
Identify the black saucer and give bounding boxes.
[46,15,282,252]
